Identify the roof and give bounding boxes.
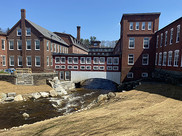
[123,12,161,16]
[0,32,7,36]
[52,53,119,57]
[26,20,68,46]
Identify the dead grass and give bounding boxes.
[0,81,52,94]
[0,83,182,136]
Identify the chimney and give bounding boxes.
[21,9,26,20]
[77,26,81,41]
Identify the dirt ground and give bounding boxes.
[0,83,182,136]
[0,81,52,94]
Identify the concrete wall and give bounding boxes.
[71,71,121,84]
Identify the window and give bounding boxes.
[86,57,91,64]
[155,53,158,65]
[65,71,70,80]
[73,65,78,69]
[2,39,5,50]
[57,44,59,53]
[35,56,40,67]
[127,72,133,78]
[68,57,72,64]
[26,56,31,66]
[51,56,53,66]
[54,44,56,52]
[73,57,78,64]
[170,28,173,44]
[55,57,60,64]
[26,28,31,36]
[61,65,65,69]
[86,66,91,70]
[176,25,180,43]
[80,65,85,70]
[60,45,62,53]
[174,50,179,67]
[168,51,173,66]
[158,53,162,66]
[17,28,21,36]
[80,57,85,64]
[142,54,149,65]
[148,22,152,30]
[99,66,105,70]
[107,66,112,70]
[2,56,6,66]
[136,22,139,30]
[160,33,163,47]
[47,56,49,66]
[60,71,64,80]
[143,37,150,49]
[61,57,65,64]
[51,43,53,52]
[128,54,134,65]
[9,40,14,50]
[156,35,159,48]
[142,22,145,30]
[93,66,99,70]
[129,38,135,49]
[68,65,72,69]
[18,56,22,66]
[17,40,22,50]
[99,57,105,64]
[113,57,119,65]
[93,57,99,64]
[55,65,60,69]
[35,40,40,50]
[162,52,167,66]
[47,41,49,51]
[165,31,168,46]
[107,57,112,65]
[142,72,148,78]
[26,40,31,50]
[129,22,133,30]
[9,56,14,66]
[113,66,118,71]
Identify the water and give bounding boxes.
[0,88,111,129]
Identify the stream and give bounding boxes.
[0,88,112,129]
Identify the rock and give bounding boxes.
[53,77,59,81]
[0,93,7,101]
[107,92,116,99]
[49,89,58,97]
[39,92,49,98]
[7,92,16,97]
[5,97,14,101]
[22,113,29,118]
[14,94,24,101]
[31,92,41,99]
[97,94,108,102]
[55,87,67,95]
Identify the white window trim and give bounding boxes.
[113,57,119,65]
[17,28,21,36]
[86,66,91,70]
[174,50,179,67]
[35,56,41,67]
[107,57,112,65]
[68,57,72,64]
[26,40,31,50]
[148,22,152,30]
[2,55,6,66]
[9,40,14,50]
[156,35,159,48]
[73,65,78,69]
[176,25,180,43]
[26,28,31,36]
[168,51,173,66]
[59,71,64,80]
[99,57,105,64]
[170,28,173,45]
[55,65,60,69]
[51,56,53,66]
[73,57,78,64]
[155,53,158,65]
[142,54,149,65]
[143,37,150,49]
[86,57,91,64]
[142,72,148,78]
[99,66,105,70]
[65,71,70,80]
[80,57,86,64]
[26,56,32,66]
[61,57,66,64]
[129,38,135,49]
[142,22,145,30]
[158,52,162,66]
[129,22,133,30]
[113,66,119,71]
[67,65,72,69]
[35,40,40,50]
[9,56,14,66]
[18,56,23,66]
[127,72,133,78]
[55,57,60,64]
[47,56,49,66]
[93,66,99,70]
[107,66,112,70]
[135,22,139,30]
[47,41,49,51]
[93,57,99,64]
[17,40,22,50]
[160,33,163,47]
[165,31,168,46]
[2,39,5,50]
[80,65,85,70]
[61,65,65,69]
[162,52,167,66]
[128,54,134,65]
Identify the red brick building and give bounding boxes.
[0,33,8,70]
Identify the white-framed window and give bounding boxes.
[55,65,60,69]
[47,56,49,66]
[1,39,5,50]
[93,57,99,64]
[142,54,149,65]
[128,54,134,65]
[113,66,118,71]
[174,50,179,67]
[170,28,173,45]
[47,41,49,51]
[68,65,72,69]
[156,35,159,48]
[65,71,70,80]
[165,31,168,46]
[26,56,31,66]
[80,57,85,64]
[17,40,22,50]
[148,22,152,30]
[73,57,78,64]
[136,22,139,30]
[99,57,105,64]
[168,51,173,66]
[51,56,53,66]
[68,57,72,64]
[80,65,85,70]
[176,25,180,43]
[9,40,14,50]
[59,45,61,53]
[2,56,6,66]
[26,40,31,50]
[17,28,21,36]
[54,44,56,52]
[57,44,59,53]
[129,22,133,30]
[107,57,112,65]
[99,66,105,70]
[61,57,65,64]
[35,40,40,50]
[107,66,112,70]
[61,65,65,69]
[142,22,145,30]
[127,72,133,78]
[55,57,60,64]
[93,66,99,70]
[155,53,158,65]
[160,33,163,47]
[142,72,148,78]
[51,43,53,52]
[73,65,78,69]
[86,66,91,70]
[158,52,162,66]
[26,28,31,36]
[60,71,64,80]
[129,37,135,49]
[113,57,119,65]
[9,56,14,66]
[143,37,150,49]
[86,57,91,64]
[18,56,22,66]
[162,52,167,66]
[35,56,41,67]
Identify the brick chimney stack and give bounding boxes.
[21,9,26,68]
[77,26,81,41]
[21,9,26,20]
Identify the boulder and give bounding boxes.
[107,92,116,99]
[55,87,67,95]
[7,92,16,97]
[5,97,14,102]
[39,92,49,98]
[97,94,108,102]
[14,94,24,101]
[49,89,58,97]
[31,92,41,99]
[22,113,30,118]
[0,93,7,101]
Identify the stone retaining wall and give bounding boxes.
[0,74,16,84]
[32,73,57,85]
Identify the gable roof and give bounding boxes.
[26,19,68,46]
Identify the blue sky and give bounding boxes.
[0,0,182,41]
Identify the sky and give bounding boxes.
[0,0,182,41]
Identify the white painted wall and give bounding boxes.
[71,71,121,84]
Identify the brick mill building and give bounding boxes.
[0,32,8,70]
